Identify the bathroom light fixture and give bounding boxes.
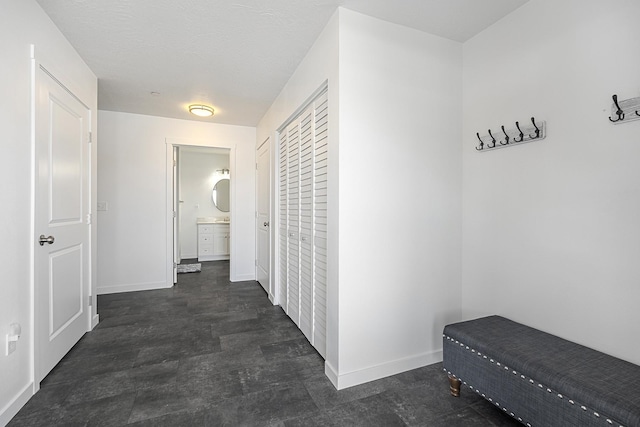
[189,104,214,117]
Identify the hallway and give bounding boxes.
[9,261,517,426]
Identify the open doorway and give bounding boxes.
[176,146,231,265]
[166,139,237,285]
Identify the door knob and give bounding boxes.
[264,221,269,227]
[39,235,55,246]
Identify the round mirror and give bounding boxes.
[212,178,230,212]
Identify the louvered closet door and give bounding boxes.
[286,121,301,325]
[278,88,328,359]
[278,131,288,308]
[312,92,328,358]
[298,109,314,341]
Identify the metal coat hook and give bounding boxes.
[500,125,510,145]
[609,94,625,122]
[636,111,640,117]
[514,121,524,142]
[529,117,541,139]
[487,129,496,148]
[475,133,484,151]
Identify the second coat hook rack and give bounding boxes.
[475,117,546,152]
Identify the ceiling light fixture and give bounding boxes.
[189,104,214,117]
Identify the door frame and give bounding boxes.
[164,138,237,284]
[31,46,96,390]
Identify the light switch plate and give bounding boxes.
[6,335,16,356]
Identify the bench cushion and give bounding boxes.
[443,316,640,427]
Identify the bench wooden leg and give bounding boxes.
[448,375,461,397]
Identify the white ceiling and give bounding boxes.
[37,0,528,127]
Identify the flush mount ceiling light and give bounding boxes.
[188,104,214,117]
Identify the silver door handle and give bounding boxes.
[301,236,308,242]
[289,232,295,237]
[264,221,269,227]
[39,235,55,246]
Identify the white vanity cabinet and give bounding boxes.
[197,222,229,261]
[212,224,230,257]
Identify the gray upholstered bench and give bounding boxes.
[443,316,640,427]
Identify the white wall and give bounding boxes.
[179,149,230,259]
[97,111,256,294]
[0,1,97,424]
[335,9,462,388]
[461,0,640,365]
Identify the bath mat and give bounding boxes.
[177,263,201,274]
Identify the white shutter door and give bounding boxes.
[313,92,328,358]
[277,88,328,359]
[286,121,301,325]
[278,130,288,308]
[299,109,314,341]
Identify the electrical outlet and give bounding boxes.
[6,334,16,356]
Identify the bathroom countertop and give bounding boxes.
[197,217,230,225]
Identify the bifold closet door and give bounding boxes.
[278,130,288,309]
[299,110,314,341]
[312,92,328,358]
[278,89,328,359]
[286,120,301,326]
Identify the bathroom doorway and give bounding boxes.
[166,141,235,285]
[176,146,231,264]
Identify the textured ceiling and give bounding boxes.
[37,0,528,126]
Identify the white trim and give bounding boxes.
[324,361,339,388]
[276,82,328,133]
[91,314,100,329]
[231,273,256,282]
[97,281,171,295]
[328,350,443,390]
[0,382,33,426]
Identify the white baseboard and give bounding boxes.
[326,349,443,390]
[0,382,33,427]
[97,281,171,295]
[230,273,255,282]
[91,314,100,329]
[325,361,339,388]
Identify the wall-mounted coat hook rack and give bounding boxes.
[608,93,640,124]
[475,117,546,152]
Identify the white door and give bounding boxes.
[35,63,91,382]
[256,139,270,294]
[286,121,301,326]
[172,146,179,283]
[277,89,328,358]
[298,111,314,341]
[312,91,329,358]
[278,131,289,307]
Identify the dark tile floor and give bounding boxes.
[9,260,520,426]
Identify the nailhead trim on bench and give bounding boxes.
[443,334,624,427]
